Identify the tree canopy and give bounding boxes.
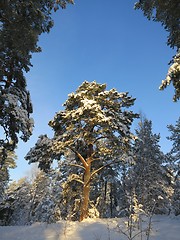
[26,81,138,221]
[0,0,74,166]
[135,0,180,101]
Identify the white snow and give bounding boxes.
[0,215,180,240]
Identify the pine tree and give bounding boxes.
[26,81,138,221]
[134,0,180,101]
[28,170,61,223]
[130,117,172,214]
[0,150,16,225]
[0,149,16,205]
[0,0,74,166]
[167,117,180,174]
[1,177,32,225]
[167,117,180,215]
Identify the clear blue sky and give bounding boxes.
[10,0,180,181]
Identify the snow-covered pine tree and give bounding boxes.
[2,177,32,225]
[28,170,62,223]
[0,149,16,225]
[167,117,180,215]
[134,0,180,101]
[0,149,16,200]
[130,117,172,214]
[26,81,138,221]
[167,117,180,178]
[0,0,74,168]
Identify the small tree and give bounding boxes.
[26,81,138,221]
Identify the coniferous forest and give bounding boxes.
[0,1,179,236]
[0,81,179,225]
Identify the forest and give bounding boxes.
[0,1,179,239]
[0,81,179,225]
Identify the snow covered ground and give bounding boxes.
[0,215,179,240]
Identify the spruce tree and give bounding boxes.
[167,117,180,174]
[28,170,61,223]
[1,177,32,225]
[167,117,180,215]
[130,117,172,214]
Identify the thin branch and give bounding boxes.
[72,178,84,185]
[91,162,112,178]
[93,136,106,144]
[89,157,101,163]
[131,230,144,240]
[69,163,85,170]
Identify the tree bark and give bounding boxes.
[79,158,91,221]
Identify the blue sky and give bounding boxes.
[10,0,180,180]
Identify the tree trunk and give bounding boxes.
[110,183,113,217]
[79,159,91,221]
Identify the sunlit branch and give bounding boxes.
[85,161,114,187]
[69,163,85,170]
[68,146,88,168]
[89,157,101,163]
[72,178,84,185]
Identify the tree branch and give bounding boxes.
[68,146,88,168]
[72,178,84,185]
[93,136,106,144]
[69,163,85,170]
[89,157,101,163]
[85,161,114,187]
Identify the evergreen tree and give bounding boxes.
[0,149,16,202]
[130,117,172,214]
[0,169,63,225]
[167,117,180,215]
[0,0,74,166]
[0,177,32,225]
[167,117,180,174]
[0,150,16,225]
[26,81,138,221]
[28,170,61,223]
[134,0,180,101]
